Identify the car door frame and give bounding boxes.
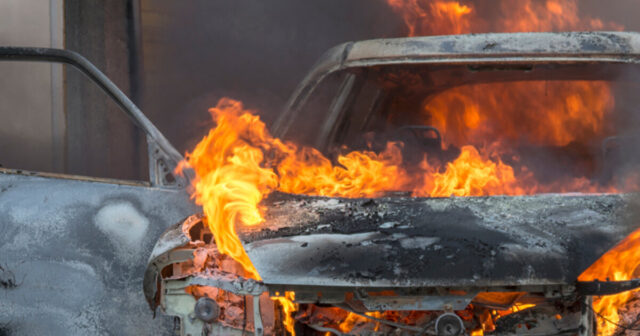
[0,46,190,188]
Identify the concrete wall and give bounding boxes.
[0,0,146,181]
[64,0,146,181]
[0,0,64,173]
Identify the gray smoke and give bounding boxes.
[142,0,640,155]
[141,0,402,153]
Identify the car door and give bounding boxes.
[0,47,199,335]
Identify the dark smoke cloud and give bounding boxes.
[141,0,640,154]
[142,0,402,153]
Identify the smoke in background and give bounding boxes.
[141,0,401,154]
[141,0,640,154]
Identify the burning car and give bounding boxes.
[143,32,640,335]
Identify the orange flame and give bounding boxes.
[272,292,298,335]
[182,98,624,333]
[382,2,630,334]
[579,228,640,336]
[180,99,411,280]
[180,99,278,279]
[421,81,615,149]
[276,142,407,198]
[386,0,622,37]
[338,312,367,332]
[182,1,631,333]
[386,0,472,36]
[417,145,523,197]
[182,96,626,274]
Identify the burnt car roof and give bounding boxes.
[273,31,640,136]
[324,31,640,67]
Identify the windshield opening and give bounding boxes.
[286,62,640,197]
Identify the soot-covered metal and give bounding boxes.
[141,32,640,336]
[239,192,640,288]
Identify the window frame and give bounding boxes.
[0,47,187,188]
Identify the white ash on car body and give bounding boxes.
[239,192,639,288]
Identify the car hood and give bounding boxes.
[237,192,640,288]
[145,192,640,309]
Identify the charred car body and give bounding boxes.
[0,48,199,335]
[3,32,640,335]
[145,32,640,336]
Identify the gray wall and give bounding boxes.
[0,0,145,181]
[0,0,64,173]
[64,0,146,181]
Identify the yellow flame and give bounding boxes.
[272,292,298,335]
[579,228,640,336]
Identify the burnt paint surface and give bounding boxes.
[239,192,640,288]
[0,171,199,335]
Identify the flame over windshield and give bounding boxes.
[179,0,636,334]
[382,1,629,334]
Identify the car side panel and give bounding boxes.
[0,172,199,335]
